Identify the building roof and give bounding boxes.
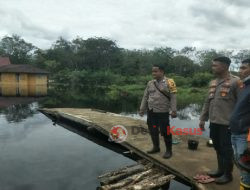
[0,64,49,74]
[0,57,11,67]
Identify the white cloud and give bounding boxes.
[0,0,249,50]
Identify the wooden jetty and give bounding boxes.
[40,108,240,190]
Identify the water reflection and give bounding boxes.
[39,87,203,114]
[0,104,136,190]
[0,104,44,143]
[0,97,44,108]
[0,103,192,190]
[177,104,202,120]
[0,97,204,189]
[0,103,38,123]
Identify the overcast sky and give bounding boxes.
[0,0,249,50]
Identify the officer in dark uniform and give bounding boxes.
[230,59,250,190]
[139,64,177,159]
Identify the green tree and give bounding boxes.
[191,72,214,87]
[197,50,219,72]
[0,35,37,64]
[232,50,250,70]
[46,37,76,70]
[171,55,199,76]
[76,37,122,71]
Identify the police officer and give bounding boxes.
[139,64,177,159]
[199,56,242,184]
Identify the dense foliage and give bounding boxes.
[1,35,249,111]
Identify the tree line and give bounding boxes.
[1,35,250,110]
[1,35,249,77]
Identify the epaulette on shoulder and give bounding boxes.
[148,80,154,85]
[210,79,217,86]
[166,78,177,93]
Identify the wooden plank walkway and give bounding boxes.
[40,108,240,190]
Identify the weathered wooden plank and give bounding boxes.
[97,162,174,190]
[98,162,144,180]
[99,168,155,190]
[99,163,148,185]
[124,174,175,190]
[40,108,240,190]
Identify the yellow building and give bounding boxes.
[0,64,49,97]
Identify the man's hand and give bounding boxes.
[171,111,177,118]
[199,121,206,131]
[139,110,144,117]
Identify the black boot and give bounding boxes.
[147,135,160,154]
[163,137,172,159]
[215,159,233,184]
[207,153,224,178]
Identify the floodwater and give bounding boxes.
[0,101,210,190]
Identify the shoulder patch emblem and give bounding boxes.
[167,78,177,93]
[210,80,217,86]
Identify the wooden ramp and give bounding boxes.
[40,108,240,190]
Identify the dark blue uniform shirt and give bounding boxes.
[230,77,250,134]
